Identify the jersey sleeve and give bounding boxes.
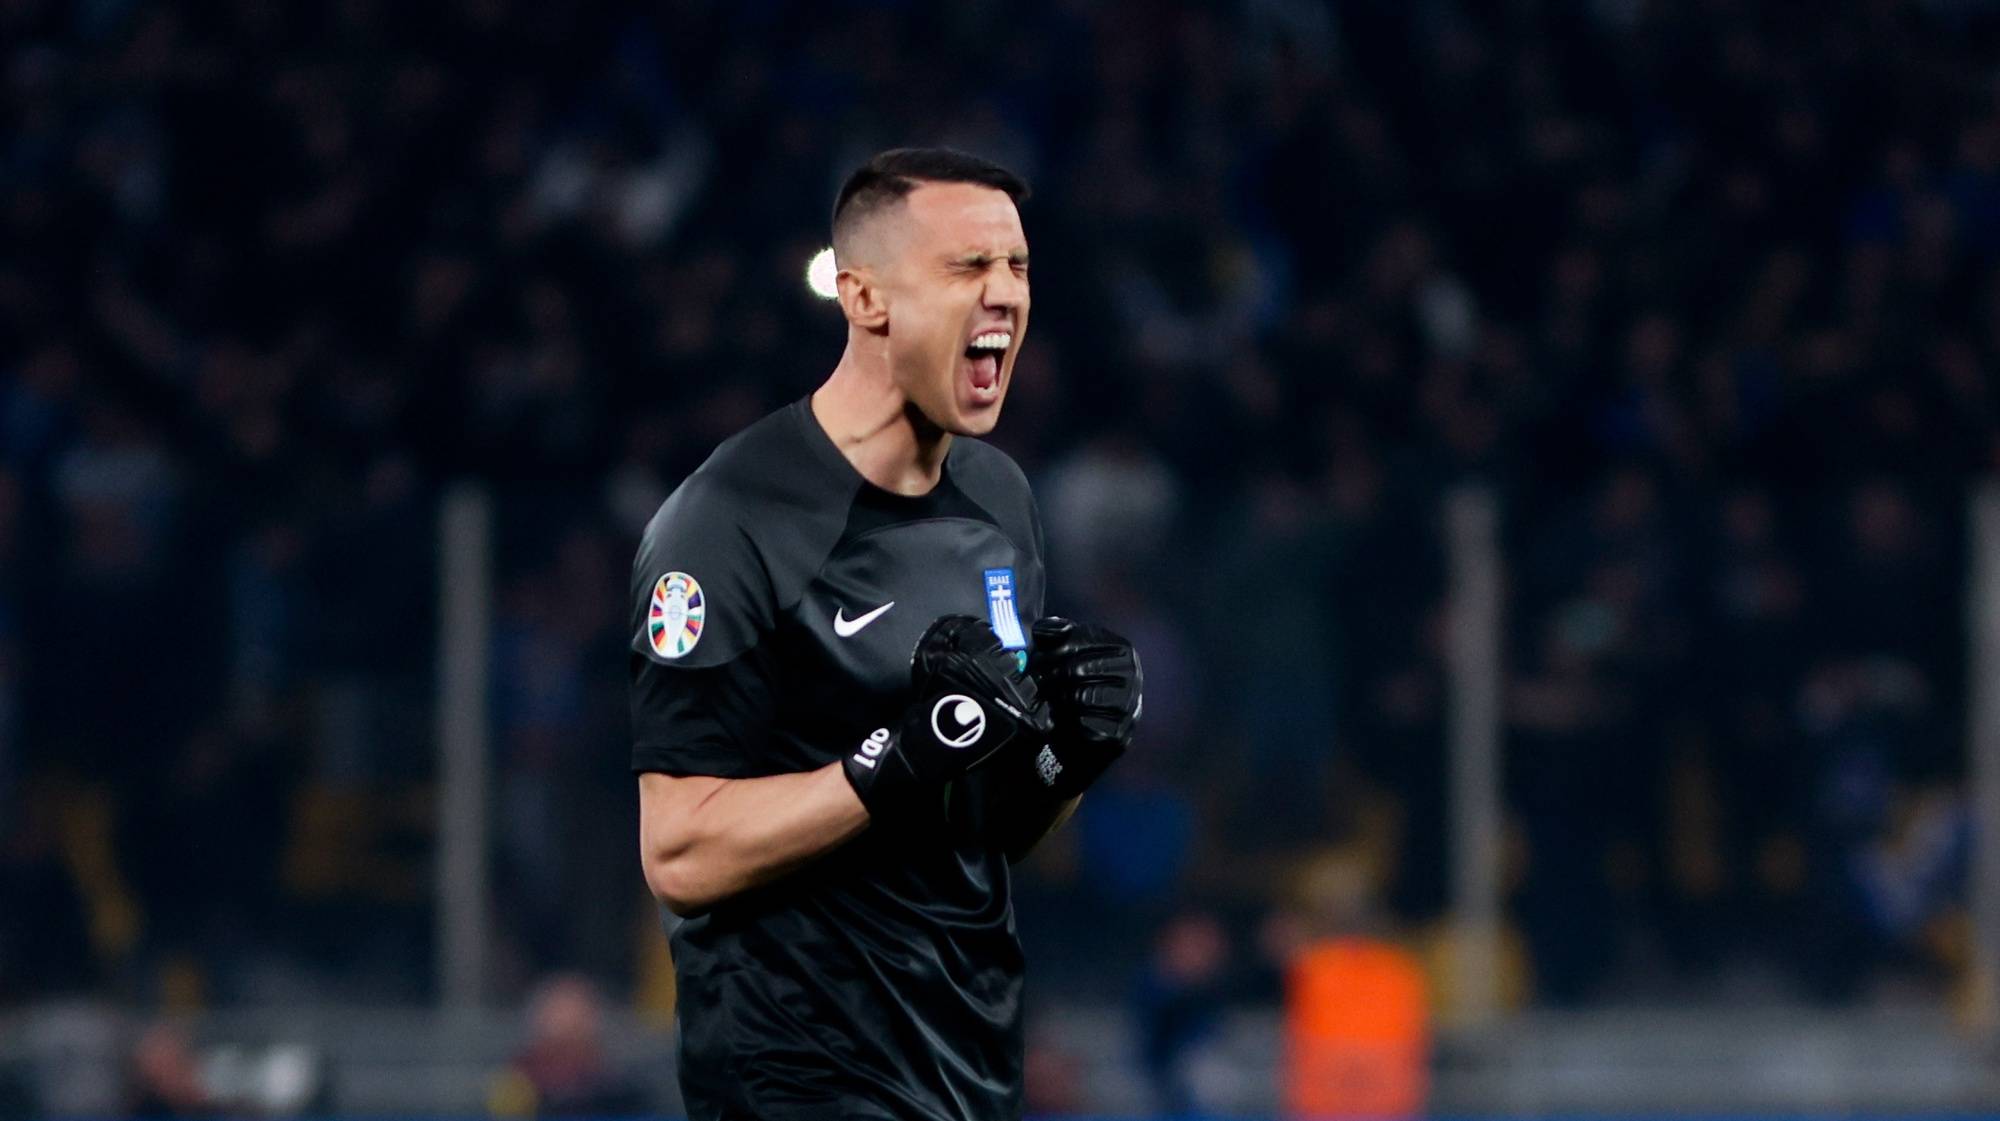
[629,650,774,777]
[628,474,777,776]
[630,474,771,669]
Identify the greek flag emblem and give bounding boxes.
[984,567,1028,651]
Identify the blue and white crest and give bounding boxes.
[984,567,1028,652]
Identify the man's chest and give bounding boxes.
[770,517,1042,747]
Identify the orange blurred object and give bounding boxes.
[1283,937,1430,1119]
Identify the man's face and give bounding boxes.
[871,182,1030,436]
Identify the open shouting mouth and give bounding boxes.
[964,329,1012,402]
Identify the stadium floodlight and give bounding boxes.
[806,246,839,300]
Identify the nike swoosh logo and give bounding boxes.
[833,601,895,638]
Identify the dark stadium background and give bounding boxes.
[5,0,2000,1115]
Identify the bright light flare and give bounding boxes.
[806,247,839,301]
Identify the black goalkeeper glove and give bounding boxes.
[1021,616,1142,801]
[842,615,1053,823]
[939,615,1143,851]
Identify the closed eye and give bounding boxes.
[952,254,1030,276]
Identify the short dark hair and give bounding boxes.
[831,148,1030,254]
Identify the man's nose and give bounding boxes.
[983,266,1027,309]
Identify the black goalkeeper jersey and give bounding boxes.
[628,397,1046,1121]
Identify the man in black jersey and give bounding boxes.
[629,148,1144,1121]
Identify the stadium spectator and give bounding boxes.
[1133,911,1231,1115]
[124,1022,215,1119]
[487,973,648,1118]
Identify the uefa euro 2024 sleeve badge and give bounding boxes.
[649,572,705,659]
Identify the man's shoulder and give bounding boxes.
[949,437,1040,552]
[696,401,826,500]
[635,401,851,607]
[948,436,1033,501]
[647,402,841,538]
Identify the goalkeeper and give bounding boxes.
[629,147,1142,1121]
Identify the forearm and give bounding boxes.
[640,764,869,916]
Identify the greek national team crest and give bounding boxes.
[649,572,705,659]
[984,568,1027,659]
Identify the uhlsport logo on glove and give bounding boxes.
[930,695,986,747]
[850,726,891,770]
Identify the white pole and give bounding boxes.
[435,484,493,1010]
[1967,483,2000,1037]
[1445,486,1504,1029]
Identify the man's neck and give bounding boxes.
[810,348,951,496]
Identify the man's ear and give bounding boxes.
[836,266,889,331]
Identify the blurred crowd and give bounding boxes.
[4,0,1999,1071]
